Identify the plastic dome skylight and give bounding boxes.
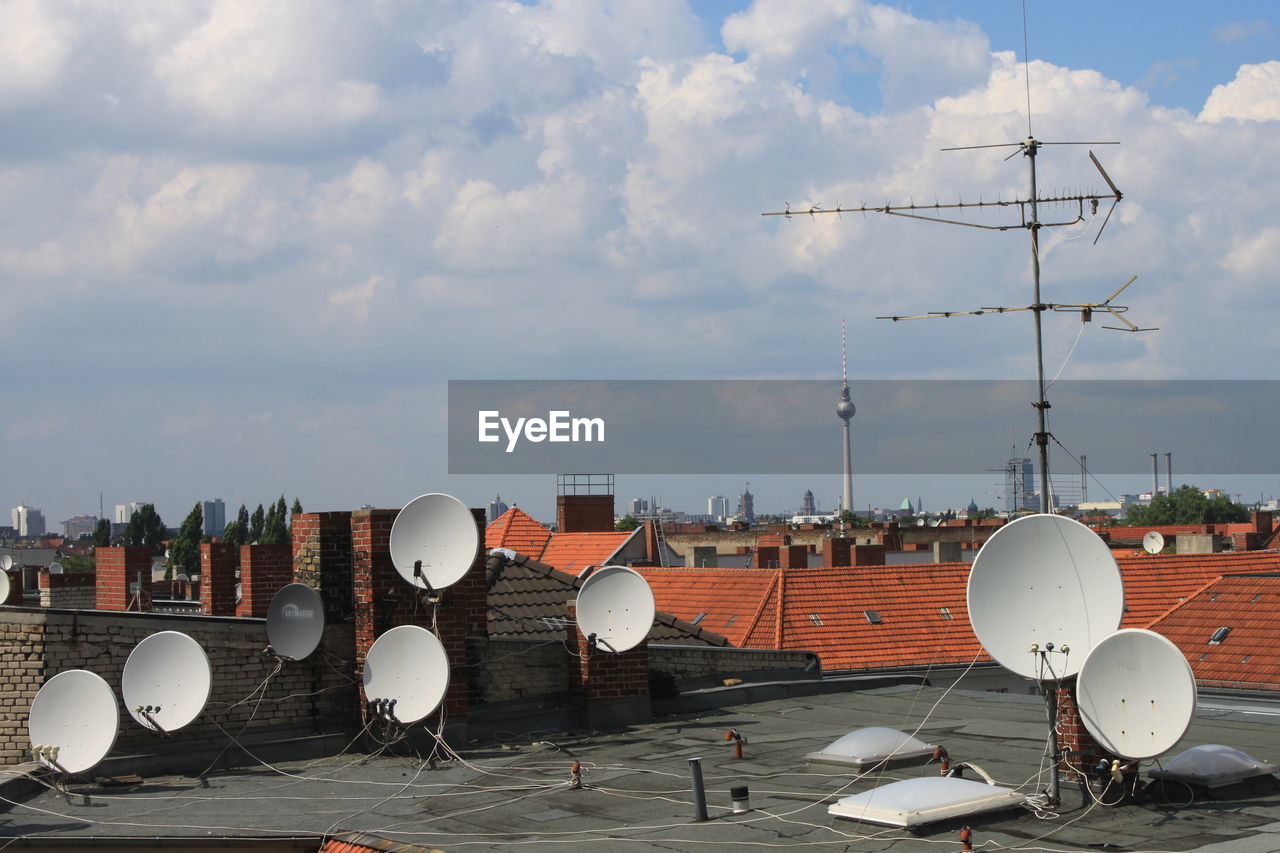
[829,777,1025,827]
[1148,744,1278,788]
[806,727,937,767]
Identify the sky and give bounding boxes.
[3,0,1279,530]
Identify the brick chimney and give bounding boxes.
[568,599,651,728]
[95,546,152,611]
[557,494,615,532]
[291,511,354,622]
[237,543,292,618]
[199,543,238,616]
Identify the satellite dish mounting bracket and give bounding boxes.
[414,561,442,604]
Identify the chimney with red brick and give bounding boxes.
[95,546,152,611]
[200,542,238,616]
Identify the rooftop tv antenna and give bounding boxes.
[763,11,1151,516]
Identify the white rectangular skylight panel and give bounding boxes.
[828,777,1025,828]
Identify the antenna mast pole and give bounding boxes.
[1026,140,1051,514]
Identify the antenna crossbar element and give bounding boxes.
[877,276,1155,333]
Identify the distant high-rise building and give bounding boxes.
[63,514,98,539]
[628,498,649,516]
[115,502,146,524]
[1005,458,1037,513]
[12,505,46,538]
[707,495,728,522]
[802,489,816,515]
[737,485,755,524]
[486,494,510,525]
[202,499,226,538]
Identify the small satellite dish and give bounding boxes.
[362,625,450,724]
[1076,628,1196,760]
[575,565,656,653]
[1142,530,1165,555]
[122,631,212,733]
[967,513,1123,681]
[0,571,9,604]
[28,670,119,774]
[48,562,63,575]
[0,555,13,571]
[176,573,190,582]
[235,583,242,604]
[389,493,480,591]
[266,583,325,661]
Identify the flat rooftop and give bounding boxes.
[3,681,1280,851]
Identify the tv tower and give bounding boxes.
[837,321,855,515]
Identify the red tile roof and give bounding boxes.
[633,550,1280,674]
[485,507,552,558]
[1121,551,1280,627]
[635,567,776,645]
[538,531,634,576]
[1147,574,1280,692]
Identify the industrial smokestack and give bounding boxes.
[1081,455,1087,503]
[1152,453,1159,496]
[1165,452,1173,494]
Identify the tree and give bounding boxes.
[249,504,265,543]
[237,504,250,537]
[222,519,243,547]
[93,517,111,548]
[615,515,641,531]
[168,502,203,578]
[261,495,290,545]
[62,554,95,573]
[124,504,167,552]
[1125,484,1250,526]
[291,497,303,518]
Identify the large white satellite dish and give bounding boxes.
[266,583,325,661]
[1142,530,1165,555]
[1076,628,1196,760]
[362,625,450,724]
[122,631,212,732]
[576,565,656,653]
[28,670,119,775]
[389,493,479,591]
[1,555,14,571]
[0,571,9,604]
[967,513,1123,681]
[48,562,63,575]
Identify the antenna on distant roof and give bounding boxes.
[763,7,1152,518]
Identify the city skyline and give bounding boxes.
[2,2,1277,531]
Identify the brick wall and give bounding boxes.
[0,609,357,768]
[237,544,292,618]
[200,543,237,616]
[37,571,96,609]
[557,494,614,533]
[649,645,817,682]
[568,601,649,701]
[96,546,152,611]
[350,508,488,722]
[1055,685,1119,783]
[292,512,354,623]
[479,639,567,704]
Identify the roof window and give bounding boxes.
[1209,626,1231,645]
[939,607,953,620]
[865,610,883,624]
[809,613,823,626]
[691,612,707,625]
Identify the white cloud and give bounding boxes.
[0,0,74,105]
[1200,61,1280,123]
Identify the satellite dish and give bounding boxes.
[176,573,190,582]
[389,493,480,591]
[48,562,63,575]
[122,631,212,732]
[28,670,119,774]
[1076,628,1196,760]
[967,513,1123,681]
[0,571,9,604]
[362,625,449,724]
[266,583,325,661]
[575,565,656,653]
[1,555,13,571]
[1142,530,1165,555]
[235,583,242,604]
